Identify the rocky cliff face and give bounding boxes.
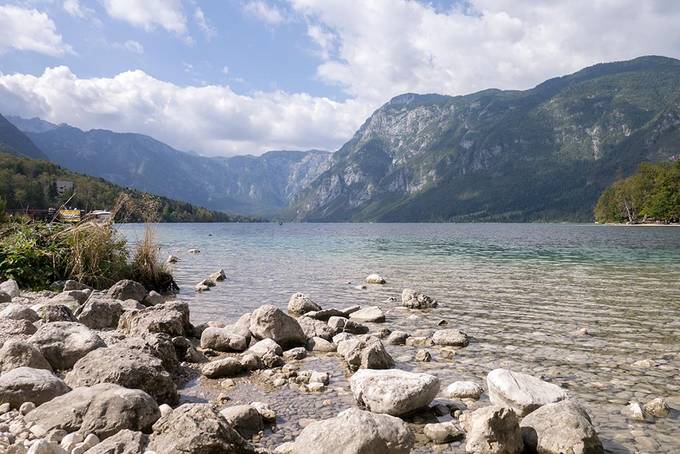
[290,56,680,222]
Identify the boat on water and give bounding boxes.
[88,210,113,224]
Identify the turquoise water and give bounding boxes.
[119,223,680,453]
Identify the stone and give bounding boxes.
[27,439,63,454]
[36,304,77,323]
[19,401,34,415]
[0,318,37,346]
[0,304,39,322]
[341,305,361,315]
[350,369,440,416]
[63,280,89,292]
[210,269,227,282]
[283,347,307,360]
[143,291,163,306]
[148,403,256,453]
[423,421,464,443]
[337,336,394,371]
[304,308,346,321]
[643,397,670,418]
[432,329,469,347]
[444,381,484,400]
[415,350,431,362]
[200,327,248,352]
[74,296,123,329]
[0,280,20,298]
[365,274,386,284]
[306,337,336,352]
[117,302,190,337]
[117,333,179,372]
[219,404,263,438]
[46,290,90,311]
[30,322,105,370]
[349,306,386,323]
[465,406,524,454]
[202,357,243,379]
[288,293,321,315]
[627,402,645,420]
[107,280,148,302]
[385,331,409,345]
[0,367,70,408]
[25,383,160,440]
[239,353,261,371]
[292,408,414,454]
[328,316,369,335]
[248,338,283,357]
[188,248,200,254]
[65,346,178,405]
[520,400,603,454]
[250,401,276,422]
[249,305,306,348]
[298,316,335,341]
[166,255,179,263]
[83,429,148,453]
[0,291,10,303]
[401,288,438,309]
[487,369,568,417]
[0,340,52,373]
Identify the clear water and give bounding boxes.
[119,223,680,453]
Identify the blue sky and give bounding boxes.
[0,0,678,156]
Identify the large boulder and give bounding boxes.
[0,318,37,347]
[487,369,568,416]
[75,296,124,329]
[292,408,414,454]
[349,306,386,323]
[83,429,148,454]
[0,367,70,408]
[116,333,179,372]
[0,339,52,373]
[401,288,438,309]
[520,400,603,454]
[107,280,148,302]
[30,322,105,370]
[432,329,469,347]
[248,338,283,357]
[36,304,77,323]
[219,404,264,438]
[298,316,335,341]
[464,406,524,454]
[0,280,20,298]
[249,305,306,348]
[0,304,39,322]
[288,293,321,315]
[202,357,244,379]
[200,327,248,352]
[350,369,440,416]
[337,336,394,371]
[117,302,190,337]
[47,290,90,311]
[65,346,178,405]
[24,383,160,439]
[148,403,256,454]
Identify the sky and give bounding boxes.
[0,0,679,156]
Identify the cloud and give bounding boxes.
[243,0,287,25]
[289,0,680,102]
[115,40,144,54]
[0,66,371,156]
[0,5,73,56]
[103,0,187,34]
[222,66,230,76]
[194,6,216,40]
[63,0,85,18]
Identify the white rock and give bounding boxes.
[465,406,523,454]
[348,306,385,323]
[0,280,20,298]
[487,368,568,416]
[643,397,670,418]
[159,404,173,418]
[444,381,484,399]
[401,288,437,309]
[288,293,321,315]
[350,369,440,416]
[423,421,463,443]
[365,274,386,284]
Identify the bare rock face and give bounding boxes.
[401,288,438,309]
[287,293,321,315]
[148,403,256,454]
[0,339,52,373]
[487,369,568,416]
[0,367,70,408]
[292,408,414,454]
[520,400,604,454]
[29,322,105,370]
[24,383,160,439]
[337,336,394,371]
[74,295,124,329]
[117,302,191,337]
[249,305,306,348]
[107,280,148,302]
[65,346,178,405]
[349,369,440,416]
[200,327,248,352]
[464,406,524,454]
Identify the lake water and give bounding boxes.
[119,223,680,453]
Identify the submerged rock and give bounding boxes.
[349,306,386,323]
[520,400,603,454]
[249,305,306,348]
[291,408,414,454]
[643,397,671,418]
[365,274,387,284]
[288,293,322,315]
[30,322,105,370]
[350,368,440,416]
[487,368,568,416]
[464,406,523,454]
[0,367,70,408]
[432,329,469,347]
[401,288,438,309]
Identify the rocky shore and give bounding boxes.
[0,275,673,453]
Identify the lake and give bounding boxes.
[119,223,680,453]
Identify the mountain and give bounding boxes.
[0,113,49,160]
[5,116,58,134]
[17,123,331,216]
[289,56,680,222]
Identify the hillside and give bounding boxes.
[289,56,680,222]
[0,114,49,160]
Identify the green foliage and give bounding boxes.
[0,198,6,223]
[594,160,680,223]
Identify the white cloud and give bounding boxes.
[0,5,72,56]
[122,40,144,54]
[289,0,680,102]
[243,0,287,25]
[103,0,187,34]
[194,6,216,40]
[0,66,371,156]
[222,66,230,76]
[63,0,85,18]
